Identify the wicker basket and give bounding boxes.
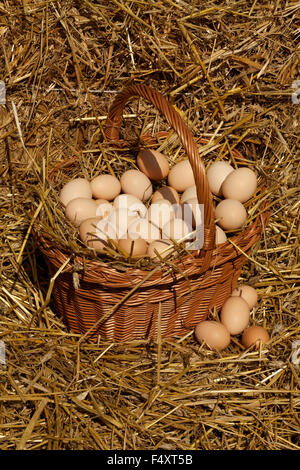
[35,83,270,342]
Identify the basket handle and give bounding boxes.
[104,83,216,257]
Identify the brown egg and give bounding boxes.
[137,149,170,181]
[118,238,148,257]
[147,239,174,259]
[90,174,121,201]
[221,167,257,203]
[206,161,234,197]
[215,199,247,230]
[220,296,250,335]
[152,186,180,205]
[231,284,258,310]
[241,326,270,349]
[120,169,153,202]
[215,225,227,245]
[194,320,231,351]
[65,197,97,227]
[79,217,110,252]
[59,178,92,207]
[168,159,195,192]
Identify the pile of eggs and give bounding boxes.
[194,284,270,351]
[58,149,267,351]
[58,148,258,259]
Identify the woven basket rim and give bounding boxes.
[34,204,270,288]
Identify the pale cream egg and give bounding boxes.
[90,174,121,201]
[221,167,257,203]
[93,217,118,241]
[127,201,148,219]
[215,225,227,245]
[79,217,111,252]
[65,197,97,227]
[113,194,147,218]
[114,193,143,210]
[95,201,114,219]
[206,161,234,197]
[215,199,247,230]
[168,159,195,192]
[120,169,153,201]
[231,284,258,310]
[60,178,92,207]
[95,198,110,205]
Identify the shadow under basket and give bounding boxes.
[35,83,270,342]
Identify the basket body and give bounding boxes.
[35,83,270,342]
[45,262,243,342]
[38,214,266,342]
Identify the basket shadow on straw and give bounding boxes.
[32,87,270,344]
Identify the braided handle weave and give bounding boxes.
[104,83,216,263]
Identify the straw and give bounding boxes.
[0,0,299,451]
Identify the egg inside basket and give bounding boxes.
[33,83,270,342]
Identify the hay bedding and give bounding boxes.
[0,0,299,451]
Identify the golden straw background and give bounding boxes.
[0,0,299,450]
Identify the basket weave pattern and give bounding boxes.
[36,84,269,342]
